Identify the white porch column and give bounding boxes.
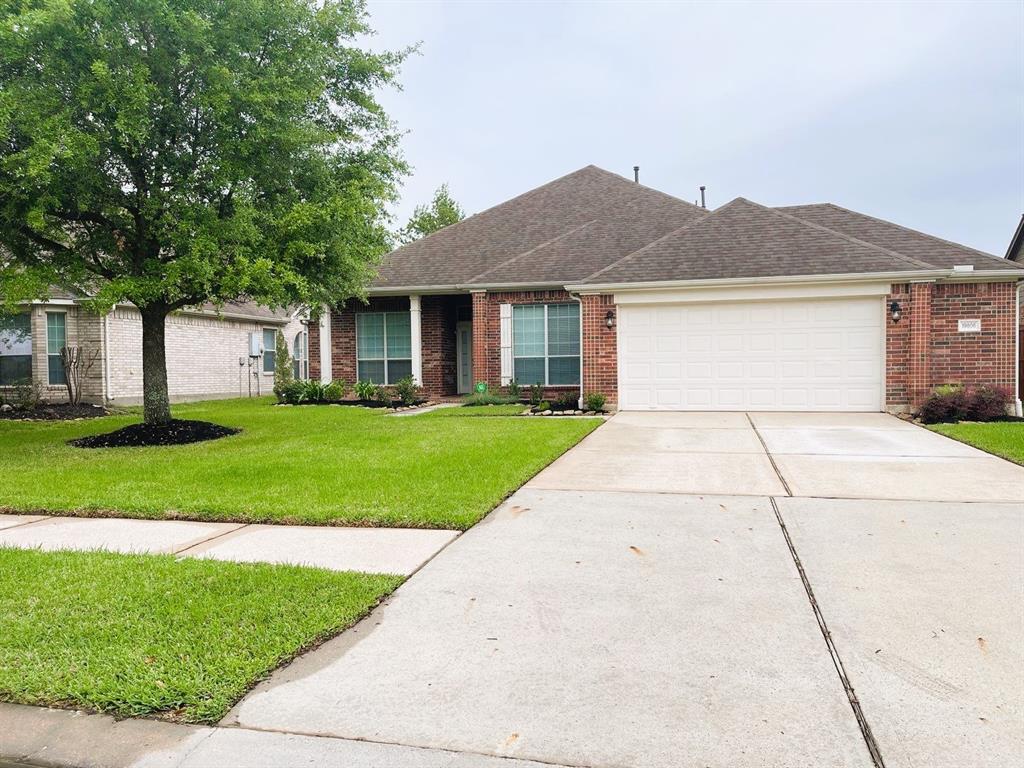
[318,311,332,384]
[409,294,423,385]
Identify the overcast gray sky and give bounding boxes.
[366,0,1023,256]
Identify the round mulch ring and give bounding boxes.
[70,419,241,449]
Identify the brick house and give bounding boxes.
[0,294,308,405]
[310,165,1024,415]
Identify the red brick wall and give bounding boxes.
[470,289,582,400]
[581,294,617,404]
[309,296,466,397]
[886,281,1019,411]
[929,282,1017,394]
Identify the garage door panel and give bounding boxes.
[618,297,883,412]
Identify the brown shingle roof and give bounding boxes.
[779,203,1023,272]
[582,198,935,285]
[373,165,704,288]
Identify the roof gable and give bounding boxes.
[582,198,933,285]
[373,165,704,288]
[779,203,1022,272]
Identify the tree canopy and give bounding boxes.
[0,0,409,423]
[398,183,465,244]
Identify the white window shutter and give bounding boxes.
[499,303,513,385]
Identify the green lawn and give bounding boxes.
[0,397,599,529]
[0,547,400,723]
[928,421,1024,465]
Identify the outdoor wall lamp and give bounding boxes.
[889,300,902,324]
[605,310,616,329]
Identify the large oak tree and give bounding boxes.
[0,0,407,424]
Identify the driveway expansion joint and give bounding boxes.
[769,496,886,768]
[746,413,793,496]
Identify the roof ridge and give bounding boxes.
[581,198,738,283]
[583,165,707,212]
[788,202,1009,265]
[767,202,936,270]
[383,166,609,260]
[465,219,598,284]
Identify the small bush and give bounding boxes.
[966,386,1013,421]
[300,380,329,402]
[353,380,378,401]
[463,391,516,406]
[272,331,294,401]
[323,379,346,402]
[529,384,543,408]
[278,380,306,404]
[583,392,606,412]
[9,379,43,410]
[392,375,421,406]
[917,385,967,424]
[505,380,521,400]
[535,400,550,412]
[552,391,579,411]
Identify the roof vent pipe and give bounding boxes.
[633,166,639,183]
[700,186,706,209]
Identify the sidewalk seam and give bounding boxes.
[172,524,250,556]
[769,496,886,768]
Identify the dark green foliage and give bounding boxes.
[398,184,465,244]
[583,392,606,412]
[505,380,522,400]
[0,0,409,423]
[392,375,421,406]
[529,384,544,408]
[272,332,294,400]
[552,392,579,411]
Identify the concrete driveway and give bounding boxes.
[226,412,1024,768]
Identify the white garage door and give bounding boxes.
[618,297,883,411]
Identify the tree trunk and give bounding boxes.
[140,307,172,425]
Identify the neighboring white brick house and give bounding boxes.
[0,295,308,405]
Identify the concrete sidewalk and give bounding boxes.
[0,703,562,768]
[0,515,457,575]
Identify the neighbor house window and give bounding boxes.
[356,312,411,384]
[292,330,308,380]
[513,303,580,386]
[0,313,32,386]
[46,312,66,386]
[262,328,276,373]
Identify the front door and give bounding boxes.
[456,322,473,394]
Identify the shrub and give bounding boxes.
[583,392,606,412]
[278,380,306,404]
[552,391,579,411]
[9,379,43,410]
[372,384,392,405]
[535,400,550,412]
[529,384,543,408]
[505,380,521,400]
[463,391,516,406]
[272,331,294,401]
[300,380,330,402]
[917,385,967,424]
[323,379,346,402]
[393,375,421,406]
[966,385,1013,421]
[353,380,377,401]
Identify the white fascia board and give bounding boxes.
[565,270,946,294]
[612,280,895,306]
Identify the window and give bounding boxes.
[46,312,66,386]
[0,313,32,386]
[292,331,308,380]
[262,328,276,373]
[356,312,411,384]
[513,303,580,386]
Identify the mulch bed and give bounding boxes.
[0,403,109,421]
[70,419,240,449]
